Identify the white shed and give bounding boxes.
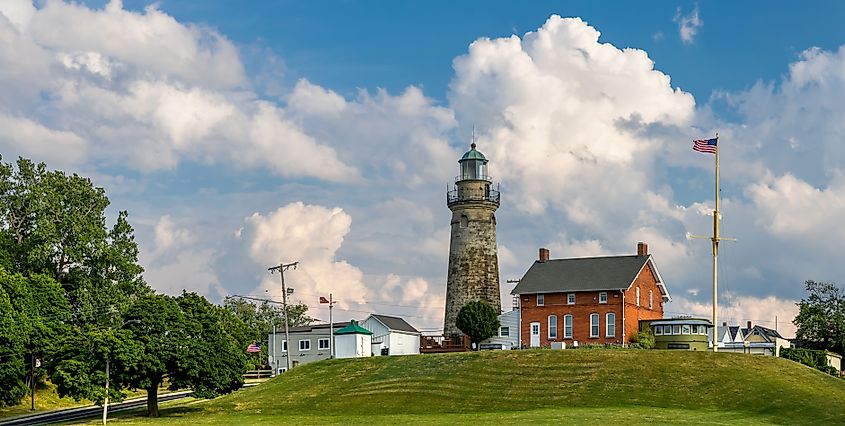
[361,314,421,356]
[334,320,373,359]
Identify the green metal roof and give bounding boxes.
[334,320,373,335]
[459,143,488,163]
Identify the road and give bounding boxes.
[0,384,258,426]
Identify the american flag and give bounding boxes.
[693,138,718,154]
[247,343,261,353]
[319,296,330,304]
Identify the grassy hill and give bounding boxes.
[109,349,845,425]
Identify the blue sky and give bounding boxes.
[3,1,845,335]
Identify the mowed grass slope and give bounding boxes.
[113,350,845,425]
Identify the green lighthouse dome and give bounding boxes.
[459,142,488,163]
[457,142,490,181]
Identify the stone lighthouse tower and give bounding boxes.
[443,141,501,335]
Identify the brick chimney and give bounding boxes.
[539,248,550,263]
[637,242,648,256]
[747,321,752,331]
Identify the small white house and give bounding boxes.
[361,314,421,355]
[481,309,520,350]
[334,320,373,359]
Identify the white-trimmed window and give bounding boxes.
[567,293,576,305]
[691,325,699,334]
[654,325,664,336]
[548,315,558,339]
[649,290,653,309]
[500,326,510,337]
[636,287,641,307]
[673,325,681,335]
[682,325,691,335]
[564,314,573,338]
[537,294,545,306]
[282,340,287,352]
[599,292,607,304]
[590,313,600,338]
[299,339,311,351]
[318,338,330,350]
[606,313,616,337]
[663,325,671,335]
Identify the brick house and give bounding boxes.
[512,242,671,347]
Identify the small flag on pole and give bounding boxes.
[247,343,261,353]
[319,296,330,304]
[693,138,718,154]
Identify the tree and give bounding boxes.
[794,280,845,356]
[0,267,71,406]
[0,156,149,407]
[0,284,27,406]
[223,296,313,365]
[456,301,500,349]
[0,156,149,325]
[107,292,250,417]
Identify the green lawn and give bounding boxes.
[79,349,845,425]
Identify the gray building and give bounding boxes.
[444,141,502,335]
[268,322,349,374]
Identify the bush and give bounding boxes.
[781,347,838,375]
[629,330,655,349]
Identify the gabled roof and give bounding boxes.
[511,254,671,301]
[369,314,420,334]
[746,325,785,341]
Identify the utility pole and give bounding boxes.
[268,261,298,372]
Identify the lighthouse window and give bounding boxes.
[460,215,468,228]
[491,214,496,225]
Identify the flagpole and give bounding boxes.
[329,293,334,358]
[712,132,720,353]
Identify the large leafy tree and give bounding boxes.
[0,284,27,406]
[456,301,500,350]
[0,156,148,406]
[794,280,845,356]
[112,292,249,417]
[0,157,149,322]
[0,268,70,406]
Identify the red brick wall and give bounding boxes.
[518,290,625,347]
[623,261,665,340]
[518,260,665,347]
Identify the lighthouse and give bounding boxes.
[443,141,501,335]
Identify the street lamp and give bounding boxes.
[103,319,140,425]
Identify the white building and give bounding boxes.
[709,322,791,356]
[481,309,520,350]
[334,320,373,359]
[268,322,348,374]
[360,314,421,355]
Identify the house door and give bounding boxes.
[530,322,541,347]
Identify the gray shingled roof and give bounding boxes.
[371,314,420,334]
[512,255,668,299]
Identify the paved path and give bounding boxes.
[0,384,257,426]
